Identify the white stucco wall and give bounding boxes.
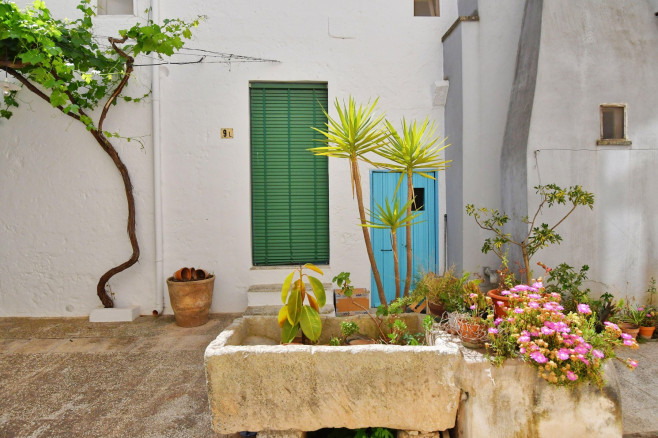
[158,0,457,313]
[526,0,658,301]
[444,1,526,283]
[0,0,458,316]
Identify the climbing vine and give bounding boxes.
[0,0,202,307]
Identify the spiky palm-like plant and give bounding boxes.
[362,197,422,301]
[377,118,450,297]
[309,97,390,306]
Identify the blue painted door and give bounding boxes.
[370,171,438,306]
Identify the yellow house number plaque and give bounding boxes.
[221,128,234,139]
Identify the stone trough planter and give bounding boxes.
[204,315,623,437]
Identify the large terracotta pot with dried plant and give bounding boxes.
[167,267,214,327]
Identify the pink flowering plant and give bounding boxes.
[485,281,638,387]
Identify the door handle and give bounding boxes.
[381,249,393,252]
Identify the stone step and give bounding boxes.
[246,283,335,315]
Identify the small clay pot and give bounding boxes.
[174,267,192,281]
[619,322,640,340]
[638,326,655,340]
[427,300,447,317]
[487,289,510,319]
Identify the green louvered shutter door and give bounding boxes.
[250,83,329,266]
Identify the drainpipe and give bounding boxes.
[152,0,165,316]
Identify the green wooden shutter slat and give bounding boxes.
[251,83,329,266]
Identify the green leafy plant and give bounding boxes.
[361,197,422,300]
[278,264,326,343]
[410,267,460,312]
[646,277,657,307]
[376,117,450,297]
[310,97,389,306]
[340,321,359,338]
[354,428,395,438]
[0,0,202,307]
[543,262,591,314]
[466,184,594,284]
[614,298,648,327]
[333,271,355,298]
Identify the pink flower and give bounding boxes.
[550,292,561,299]
[532,282,543,289]
[604,321,620,330]
[497,301,503,306]
[519,347,526,354]
[541,327,555,335]
[624,339,634,346]
[530,351,548,364]
[488,328,498,334]
[494,318,503,326]
[514,308,524,314]
[557,349,570,360]
[528,293,542,299]
[638,307,644,312]
[621,333,633,340]
[501,290,511,296]
[627,359,638,369]
[469,293,478,298]
[577,303,592,315]
[577,355,590,365]
[592,349,604,359]
[574,345,588,355]
[470,305,476,310]
[518,335,530,343]
[528,301,539,309]
[566,371,578,381]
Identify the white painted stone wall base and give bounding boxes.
[89,306,140,323]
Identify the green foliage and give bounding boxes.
[422,314,434,332]
[340,321,359,338]
[279,264,325,343]
[377,117,450,193]
[329,337,341,346]
[309,97,388,166]
[466,184,594,283]
[361,196,422,232]
[544,263,591,314]
[354,428,395,438]
[333,271,354,297]
[411,267,481,314]
[1,0,202,127]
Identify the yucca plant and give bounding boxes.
[278,264,326,343]
[362,197,423,301]
[377,118,450,297]
[309,97,390,306]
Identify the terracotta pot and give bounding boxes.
[174,267,192,281]
[639,326,655,340]
[619,322,640,340]
[167,275,215,327]
[457,317,487,348]
[487,289,510,319]
[427,300,447,317]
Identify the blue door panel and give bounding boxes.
[370,171,438,306]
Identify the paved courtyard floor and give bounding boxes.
[0,315,656,437]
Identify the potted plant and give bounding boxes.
[613,299,646,339]
[449,275,490,348]
[639,278,657,340]
[278,264,326,344]
[485,281,639,387]
[167,267,215,327]
[410,267,463,317]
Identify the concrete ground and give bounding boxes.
[0,315,656,438]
